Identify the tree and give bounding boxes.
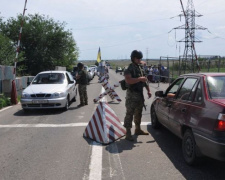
[0,14,79,75]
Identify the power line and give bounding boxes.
[80,32,167,52]
[73,17,171,31]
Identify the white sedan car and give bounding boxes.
[21,71,77,111]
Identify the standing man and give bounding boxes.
[76,62,88,106]
[124,50,152,141]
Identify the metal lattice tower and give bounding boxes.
[174,0,207,73]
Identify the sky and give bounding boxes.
[1,0,225,61]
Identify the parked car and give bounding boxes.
[21,71,77,111]
[89,66,97,75]
[116,67,123,73]
[88,67,95,79]
[84,65,93,83]
[151,73,225,165]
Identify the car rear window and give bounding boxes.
[207,76,225,99]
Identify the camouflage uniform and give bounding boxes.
[77,69,88,105]
[124,63,147,129]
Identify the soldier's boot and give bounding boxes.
[134,125,149,135]
[78,102,85,107]
[125,128,134,141]
[85,101,88,105]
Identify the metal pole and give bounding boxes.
[207,59,210,72]
[14,0,28,78]
[218,56,221,72]
[11,0,28,104]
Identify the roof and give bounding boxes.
[38,70,67,74]
[180,73,225,77]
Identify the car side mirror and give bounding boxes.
[155,91,164,97]
[69,80,75,84]
[27,81,31,86]
[167,93,175,98]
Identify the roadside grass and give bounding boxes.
[0,94,11,109]
[0,94,21,110]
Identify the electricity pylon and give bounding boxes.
[172,0,207,73]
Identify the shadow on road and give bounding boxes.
[147,125,225,179]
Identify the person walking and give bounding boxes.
[123,50,152,141]
[76,62,88,106]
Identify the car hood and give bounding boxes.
[23,84,66,94]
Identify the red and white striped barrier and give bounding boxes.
[83,102,126,144]
[93,76,121,102]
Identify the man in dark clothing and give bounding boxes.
[123,50,152,141]
[76,62,88,106]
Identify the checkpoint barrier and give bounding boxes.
[93,76,121,103]
[83,101,126,144]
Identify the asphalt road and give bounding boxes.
[0,69,225,180]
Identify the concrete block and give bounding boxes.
[0,66,4,80]
[2,79,12,93]
[16,78,23,91]
[4,66,14,80]
[21,76,28,89]
[0,80,2,93]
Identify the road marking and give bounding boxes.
[0,123,88,128]
[108,143,125,179]
[0,122,151,128]
[89,141,103,180]
[0,106,13,112]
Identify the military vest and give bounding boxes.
[125,63,146,93]
[77,69,88,85]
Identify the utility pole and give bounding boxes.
[146,48,149,65]
[170,0,207,73]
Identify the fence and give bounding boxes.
[145,56,225,86]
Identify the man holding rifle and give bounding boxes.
[123,50,152,141]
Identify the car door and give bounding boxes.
[156,78,184,128]
[66,72,76,100]
[168,77,199,137]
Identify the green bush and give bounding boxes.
[0,95,11,109]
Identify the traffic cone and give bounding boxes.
[11,80,18,104]
[83,102,126,144]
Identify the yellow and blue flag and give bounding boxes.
[97,47,101,63]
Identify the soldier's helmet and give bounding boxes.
[77,62,84,69]
[130,50,143,61]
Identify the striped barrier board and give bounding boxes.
[83,102,126,144]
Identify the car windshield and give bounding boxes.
[207,76,225,99]
[32,73,65,84]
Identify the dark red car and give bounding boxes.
[151,73,225,165]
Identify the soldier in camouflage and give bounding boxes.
[76,62,88,106]
[124,50,152,141]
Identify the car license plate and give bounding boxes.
[32,100,48,104]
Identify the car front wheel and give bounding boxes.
[63,97,69,111]
[182,129,197,165]
[151,106,161,129]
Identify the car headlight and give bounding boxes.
[53,92,66,98]
[22,93,30,98]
